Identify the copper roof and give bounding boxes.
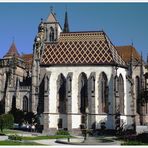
[41,31,125,66]
[116,45,141,63]
[4,42,20,58]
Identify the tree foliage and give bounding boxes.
[0,114,14,132]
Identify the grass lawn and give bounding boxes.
[0,140,44,145]
[0,129,73,145]
[121,140,148,145]
[0,129,20,135]
[22,135,72,140]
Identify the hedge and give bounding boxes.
[8,134,22,141]
[0,114,14,130]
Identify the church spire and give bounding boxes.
[63,10,69,33]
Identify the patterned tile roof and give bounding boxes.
[41,31,125,66]
[116,45,141,63]
[4,42,20,58]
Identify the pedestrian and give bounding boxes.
[31,124,35,132]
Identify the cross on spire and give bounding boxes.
[50,6,53,13]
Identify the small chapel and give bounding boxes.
[0,8,148,135]
[31,9,148,134]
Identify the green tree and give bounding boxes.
[0,114,14,132]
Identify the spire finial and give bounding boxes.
[63,8,70,33]
[50,6,53,13]
[131,40,134,49]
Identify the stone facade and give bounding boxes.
[0,43,32,114]
[31,10,148,134]
[0,9,148,135]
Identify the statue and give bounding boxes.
[34,19,45,58]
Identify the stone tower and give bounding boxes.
[31,8,62,114]
[45,8,62,42]
[0,42,27,113]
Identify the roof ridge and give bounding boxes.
[103,32,125,66]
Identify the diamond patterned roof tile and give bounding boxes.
[41,31,125,66]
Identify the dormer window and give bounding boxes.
[49,27,54,42]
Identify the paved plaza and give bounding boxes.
[0,130,121,146]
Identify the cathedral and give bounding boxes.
[0,8,148,135]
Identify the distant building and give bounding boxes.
[0,42,32,113]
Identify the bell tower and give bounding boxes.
[45,7,62,42]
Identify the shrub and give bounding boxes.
[0,114,14,131]
[137,133,148,143]
[8,108,24,124]
[8,134,22,141]
[56,130,70,135]
[24,112,35,124]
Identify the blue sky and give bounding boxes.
[0,3,148,60]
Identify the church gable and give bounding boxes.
[41,31,125,66]
[46,12,57,22]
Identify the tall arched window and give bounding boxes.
[119,74,124,114]
[78,72,88,126]
[23,96,28,112]
[57,74,66,113]
[12,95,16,110]
[79,73,88,114]
[99,72,108,113]
[91,76,95,93]
[49,27,54,42]
[135,76,140,113]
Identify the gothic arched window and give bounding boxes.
[100,72,108,113]
[135,76,140,113]
[49,27,54,42]
[78,72,88,126]
[91,76,95,93]
[119,74,124,114]
[79,73,88,114]
[12,95,16,110]
[57,74,66,113]
[23,96,28,112]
